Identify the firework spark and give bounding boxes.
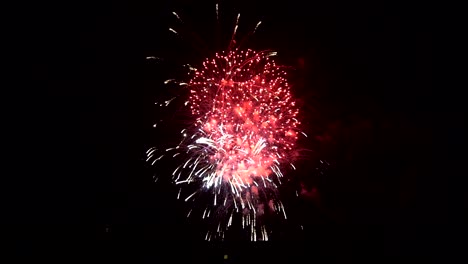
[147,6,304,241]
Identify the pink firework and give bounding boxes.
[146,8,305,241]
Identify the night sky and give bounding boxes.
[17,0,455,262]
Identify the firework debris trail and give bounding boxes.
[146,4,307,241]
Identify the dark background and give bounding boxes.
[16,0,457,262]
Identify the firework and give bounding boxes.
[146,7,305,241]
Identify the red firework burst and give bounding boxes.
[146,6,306,242]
